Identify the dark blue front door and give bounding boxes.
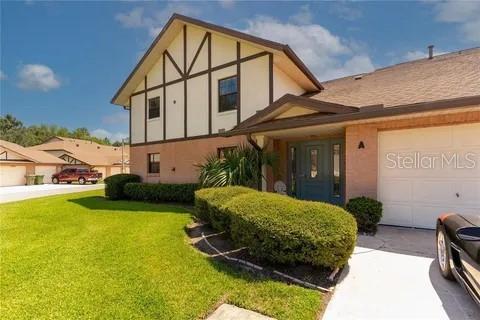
[288,139,343,205]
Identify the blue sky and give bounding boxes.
[1,1,479,142]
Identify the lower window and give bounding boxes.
[148,153,160,174]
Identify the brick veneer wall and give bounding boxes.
[130,136,245,183]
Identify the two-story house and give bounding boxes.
[112,14,480,229]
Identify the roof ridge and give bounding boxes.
[322,46,480,84]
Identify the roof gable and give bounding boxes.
[111,14,322,106]
[0,140,66,164]
[236,94,359,129]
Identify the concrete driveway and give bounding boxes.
[323,226,479,320]
[0,184,104,204]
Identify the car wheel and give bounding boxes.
[78,177,86,185]
[52,177,59,184]
[437,227,454,280]
[91,181,97,184]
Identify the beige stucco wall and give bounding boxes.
[131,94,145,144]
[273,65,305,100]
[165,82,185,139]
[240,55,269,121]
[130,135,245,183]
[186,74,209,136]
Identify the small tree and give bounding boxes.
[197,144,277,189]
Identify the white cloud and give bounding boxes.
[102,111,129,125]
[329,2,363,21]
[218,0,235,9]
[243,15,374,80]
[91,129,128,142]
[289,5,313,25]
[0,70,6,80]
[403,48,449,61]
[432,1,480,43]
[115,4,201,37]
[17,64,61,91]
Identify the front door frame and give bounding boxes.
[287,137,345,205]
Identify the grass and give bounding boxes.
[0,190,323,319]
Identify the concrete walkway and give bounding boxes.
[323,226,479,320]
[207,304,274,320]
[0,184,104,203]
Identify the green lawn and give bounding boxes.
[0,190,322,319]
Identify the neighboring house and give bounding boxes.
[29,136,130,178]
[0,139,66,186]
[111,14,480,229]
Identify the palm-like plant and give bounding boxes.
[197,144,277,188]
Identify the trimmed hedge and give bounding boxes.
[124,183,199,204]
[194,186,256,230]
[104,174,141,200]
[346,197,383,233]
[225,193,357,268]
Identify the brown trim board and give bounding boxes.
[131,133,221,147]
[208,33,212,135]
[183,24,187,138]
[144,75,147,143]
[236,41,241,125]
[163,51,166,140]
[227,95,480,135]
[268,53,273,104]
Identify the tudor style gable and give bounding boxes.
[115,14,321,146]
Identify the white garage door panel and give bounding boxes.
[0,166,27,186]
[378,179,412,202]
[382,204,413,227]
[378,123,480,229]
[35,166,58,183]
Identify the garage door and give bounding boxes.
[0,165,27,186]
[378,123,480,229]
[35,166,58,183]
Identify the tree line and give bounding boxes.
[0,114,122,147]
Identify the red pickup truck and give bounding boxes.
[52,168,102,185]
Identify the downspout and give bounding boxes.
[247,133,263,191]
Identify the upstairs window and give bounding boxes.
[148,153,160,174]
[218,76,237,112]
[148,97,160,119]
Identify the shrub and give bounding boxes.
[197,144,277,188]
[194,186,257,229]
[346,197,383,233]
[225,193,357,269]
[124,183,199,204]
[104,174,141,200]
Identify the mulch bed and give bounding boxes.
[186,222,338,291]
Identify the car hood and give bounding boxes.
[460,214,480,227]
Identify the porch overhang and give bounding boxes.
[225,95,480,141]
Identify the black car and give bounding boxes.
[436,213,480,306]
